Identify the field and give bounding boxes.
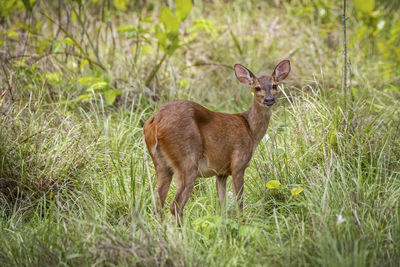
[0,0,399,266]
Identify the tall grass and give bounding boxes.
[1,0,399,266]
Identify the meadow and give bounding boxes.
[0,0,399,266]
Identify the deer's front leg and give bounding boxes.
[216,175,227,207]
[232,169,245,211]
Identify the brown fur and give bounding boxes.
[143,60,291,222]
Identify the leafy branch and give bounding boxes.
[145,0,192,87]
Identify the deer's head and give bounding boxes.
[234,60,291,107]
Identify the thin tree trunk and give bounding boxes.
[342,0,347,109]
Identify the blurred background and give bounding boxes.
[0,0,399,107]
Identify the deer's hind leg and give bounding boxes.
[169,152,201,219]
[149,151,174,214]
[155,163,173,210]
[175,164,198,217]
[163,131,202,222]
[170,170,185,217]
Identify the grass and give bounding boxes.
[1,0,400,266]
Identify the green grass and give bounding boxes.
[1,0,400,266]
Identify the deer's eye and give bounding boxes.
[272,84,277,90]
[255,86,261,91]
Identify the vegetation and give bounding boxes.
[0,0,399,266]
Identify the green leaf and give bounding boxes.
[160,7,180,32]
[354,0,374,14]
[45,72,61,84]
[78,76,105,86]
[103,89,122,105]
[21,0,33,12]
[266,180,280,189]
[141,15,153,23]
[113,0,129,11]
[155,26,167,48]
[35,21,42,31]
[61,37,74,46]
[167,37,179,55]
[239,226,258,237]
[166,31,179,41]
[178,78,189,88]
[86,82,108,91]
[117,25,136,32]
[351,88,358,98]
[75,94,91,103]
[385,84,400,95]
[188,18,217,39]
[175,0,192,21]
[15,20,36,34]
[6,28,19,38]
[329,131,337,146]
[291,187,303,196]
[230,31,243,56]
[140,45,153,55]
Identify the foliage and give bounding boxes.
[266,179,281,189]
[351,0,400,81]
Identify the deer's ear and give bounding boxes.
[272,60,291,82]
[234,64,256,85]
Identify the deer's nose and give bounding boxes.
[263,97,275,106]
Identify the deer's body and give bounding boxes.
[145,99,271,177]
[143,61,290,221]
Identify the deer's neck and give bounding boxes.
[243,97,272,146]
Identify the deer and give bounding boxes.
[143,60,291,222]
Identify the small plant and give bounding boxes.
[75,76,122,105]
[145,0,192,86]
[290,187,303,196]
[266,179,304,199]
[192,215,261,242]
[266,179,281,190]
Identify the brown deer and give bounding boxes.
[143,60,290,221]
